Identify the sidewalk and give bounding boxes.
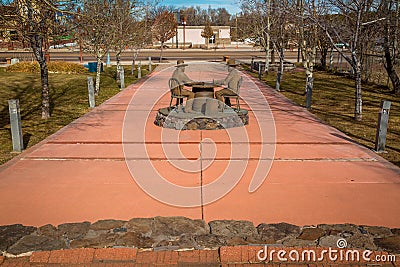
[0,61,399,229]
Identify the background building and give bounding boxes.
[165,26,231,48]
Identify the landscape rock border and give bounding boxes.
[1,217,399,256]
[154,108,249,130]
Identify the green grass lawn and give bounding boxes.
[0,65,150,165]
[244,65,400,167]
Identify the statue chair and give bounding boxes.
[169,77,187,111]
[222,76,243,111]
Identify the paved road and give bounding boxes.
[0,62,399,228]
[0,48,300,63]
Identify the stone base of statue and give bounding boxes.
[154,98,248,131]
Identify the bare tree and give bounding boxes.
[129,20,148,74]
[270,0,296,91]
[296,0,319,95]
[382,0,400,93]
[178,6,233,26]
[75,0,115,95]
[110,0,142,81]
[317,26,332,70]
[182,7,198,25]
[212,8,232,26]
[309,0,384,121]
[151,11,177,62]
[0,0,76,119]
[240,0,272,72]
[126,0,158,73]
[181,6,206,25]
[201,21,213,49]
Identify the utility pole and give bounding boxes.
[174,11,180,48]
[78,7,83,63]
[79,36,83,63]
[235,15,238,49]
[182,16,186,50]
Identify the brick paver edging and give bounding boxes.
[1,247,398,266]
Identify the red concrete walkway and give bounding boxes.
[0,62,399,228]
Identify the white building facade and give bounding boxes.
[164,26,231,48]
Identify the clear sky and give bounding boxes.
[160,0,241,15]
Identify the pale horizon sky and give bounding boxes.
[160,0,241,15]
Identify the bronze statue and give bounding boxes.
[171,60,196,112]
[215,59,242,111]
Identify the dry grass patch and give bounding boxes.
[0,64,151,165]
[244,65,400,167]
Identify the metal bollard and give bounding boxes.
[305,77,314,109]
[148,57,152,72]
[276,70,282,91]
[8,99,24,152]
[87,77,95,108]
[138,61,142,79]
[374,100,391,153]
[258,62,262,80]
[251,57,254,70]
[120,66,125,90]
[131,60,135,75]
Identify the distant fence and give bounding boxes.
[240,56,295,73]
[317,51,400,88]
[240,51,399,89]
[0,51,36,62]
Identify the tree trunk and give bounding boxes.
[329,48,334,70]
[271,49,275,64]
[384,49,400,94]
[383,0,400,94]
[320,48,328,70]
[39,58,50,120]
[95,57,102,95]
[265,37,270,73]
[116,51,121,83]
[276,48,284,91]
[159,42,164,63]
[306,76,314,109]
[31,35,50,119]
[364,54,370,83]
[354,65,363,121]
